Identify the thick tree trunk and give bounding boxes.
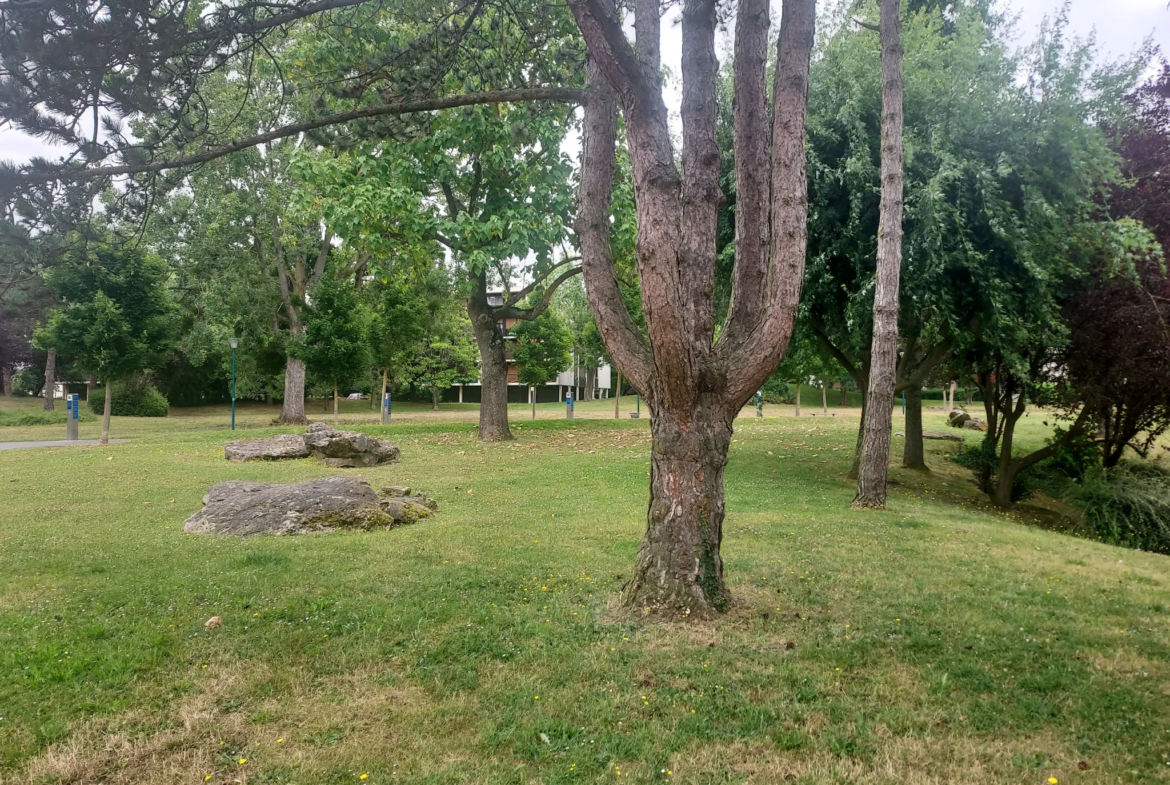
[279,354,308,424]
[43,348,56,410]
[794,381,801,416]
[432,387,440,411]
[1,365,12,397]
[620,406,732,617]
[840,382,848,406]
[333,381,339,427]
[853,0,904,510]
[469,293,513,441]
[948,381,956,411]
[101,381,112,445]
[902,385,926,469]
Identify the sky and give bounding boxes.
[0,0,1167,165]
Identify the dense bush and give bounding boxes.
[949,443,1037,502]
[88,377,170,417]
[1069,462,1170,555]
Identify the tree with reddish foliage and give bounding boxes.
[1064,260,1170,468]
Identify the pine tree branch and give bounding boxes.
[15,88,585,184]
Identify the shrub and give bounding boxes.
[1069,461,1170,555]
[88,377,170,417]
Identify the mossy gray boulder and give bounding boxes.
[184,476,436,536]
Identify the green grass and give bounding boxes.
[1,401,1168,784]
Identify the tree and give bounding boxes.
[853,0,905,509]
[513,313,572,419]
[294,270,370,426]
[405,306,477,410]
[293,96,581,441]
[36,243,173,442]
[569,0,817,616]
[367,261,453,414]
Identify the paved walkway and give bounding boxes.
[0,439,129,451]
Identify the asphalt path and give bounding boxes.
[0,439,129,451]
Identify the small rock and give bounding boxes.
[379,485,411,497]
[947,409,971,428]
[205,616,221,629]
[962,418,988,432]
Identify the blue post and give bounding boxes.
[566,392,574,419]
[66,393,79,440]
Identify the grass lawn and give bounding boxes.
[1,398,1167,784]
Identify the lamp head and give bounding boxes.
[229,337,239,349]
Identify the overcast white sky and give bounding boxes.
[0,0,1167,165]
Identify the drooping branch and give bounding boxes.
[12,89,586,185]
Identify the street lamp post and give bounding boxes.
[230,337,239,431]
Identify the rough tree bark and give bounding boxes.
[795,381,802,416]
[853,0,905,509]
[42,347,56,410]
[840,382,849,406]
[281,352,308,424]
[101,381,112,445]
[1,364,12,397]
[902,384,926,469]
[821,380,828,415]
[571,0,816,616]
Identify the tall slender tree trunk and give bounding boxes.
[848,391,867,480]
[333,381,339,426]
[902,385,926,469]
[531,386,537,419]
[42,348,56,410]
[86,377,95,401]
[432,387,440,410]
[840,381,848,406]
[1,365,12,397]
[794,381,801,416]
[101,381,112,445]
[615,371,621,418]
[853,0,904,509]
[620,405,732,616]
[821,380,827,415]
[469,291,513,441]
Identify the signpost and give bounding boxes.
[565,392,574,419]
[66,393,79,440]
[382,392,392,424]
[756,390,764,417]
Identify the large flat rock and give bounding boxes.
[184,476,436,536]
[303,422,400,467]
[223,423,400,467]
[225,434,309,461]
